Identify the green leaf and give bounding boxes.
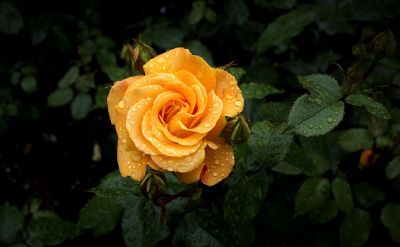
[354,182,386,208]
[75,74,95,93]
[332,177,354,215]
[21,76,37,93]
[122,198,161,247]
[185,40,214,65]
[224,176,263,223]
[0,203,24,244]
[385,156,400,180]
[309,199,338,224]
[89,171,140,199]
[272,162,302,175]
[295,177,330,215]
[0,3,23,34]
[58,66,79,88]
[144,22,185,49]
[70,93,92,120]
[298,74,342,103]
[27,211,79,246]
[78,196,124,236]
[224,0,249,26]
[381,203,400,241]
[103,67,128,82]
[338,128,373,153]
[288,94,345,137]
[188,1,206,25]
[172,210,230,247]
[248,121,292,167]
[257,102,291,122]
[256,10,315,52]
[299,136,332,176]
[47,88,74,107]
[340,208,371,247]
[345,94,391,119]
[241,82,283,99]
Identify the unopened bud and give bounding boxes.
[372,29,397,58]
[140,170,167,200]
[358,148,375,168]
[132,40,157,72]
[352,41,366,57]
[346,61,363,81]
[223,114,251,144]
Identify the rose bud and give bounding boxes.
[358,148,375,168]
[371,29,397,58]
[223,114,251,144]
[131,40,157,71]
[352,41,366,58]
[140,170,167,200]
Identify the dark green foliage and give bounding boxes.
[2,0,400,246]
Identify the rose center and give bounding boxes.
[159,99,187,124]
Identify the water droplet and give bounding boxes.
[167,166,173,171]
[212,172,218,177]
[221,162,226,167]
[205,123,210,127]
[118,101,125,108]
[234,100,242,107]
[122,138,127,144]
[149,64,154,68]
[157,57,165,63]
[308,124,314,129]
[165,54,170,58]
[215,160,220,164]
[327,117,333,123]
[167,160,173,164]
[184,156,192,162]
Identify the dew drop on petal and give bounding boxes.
[234,100,242,107]
[167,166,173,171]
[212,172,218,177]
[118,101,125,108]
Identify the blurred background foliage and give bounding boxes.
[1,0,400,246]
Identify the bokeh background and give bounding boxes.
[1,0,400,246]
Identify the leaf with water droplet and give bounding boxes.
[338,128,373,153]
[297,74,342,104]
[295,177,330,215]
[122,198,161,247]
[288,94,344,137]
[345,94,391,119]
[248,121,292,167]
[78,196,124,236]
[241,82,283,100]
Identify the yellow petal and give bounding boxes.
[177,90,223,133]
[117,140,147,181]
[200,138,235,186]
[214,68,244,117]
[143,48,216,92]
[142,111,203,157]
[151,142,206,173]
[175,164,205,184]
[107,76,143,124]
[206,113,226,140]
[126,98,161,155]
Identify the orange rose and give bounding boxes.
[107,48,244,186]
